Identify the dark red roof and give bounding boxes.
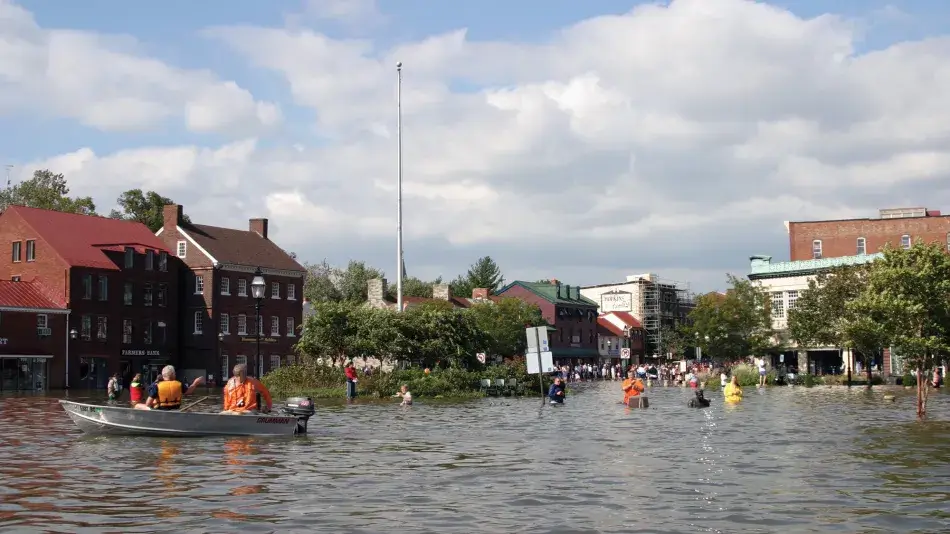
[610,311,643,329]
[597,317,627,336]
[0,280,66,311]
[182,224,305,272]
[5,206,171,270]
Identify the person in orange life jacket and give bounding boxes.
[134,365,204,410]
[622,369,645,405]
[222,363,273,414]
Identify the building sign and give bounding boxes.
[121,349,162,357]
[240,337,279,344]
[601,291,633,312]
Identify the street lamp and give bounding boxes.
[218,332,225,386]
[250,267,266,377]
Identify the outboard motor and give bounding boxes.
[279,397,316,435]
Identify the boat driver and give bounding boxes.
[134,365,205,410]
[222,363,273,414]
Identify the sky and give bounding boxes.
[3,0,950,294]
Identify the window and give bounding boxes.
[145,250,154,270]
[11,241,21,262]
[143,283,153,307]
[11,276,19,282]
[812,240,822,259]
[236,355,247,367]
[158,251,168,272]
[771,291,785,319]
[221,355,229,383]
[82,275,92,299]
[221,313,230,335]
[194,274,204,294]
[97,316,107,341]
[80,315,91,341]
[237,314,247,335]
[286,317,295,337]
[25,240,35,262]
[271,316,280,336]
[157,284,167,307]
[98,276,108,301]
[237,279,247,296]
[221,277,230,295]
[144,321,153,345]
[124,247,134,268]
[123,282,133,306]
[37,314,48,338]
[285,354,296,366]
[787,290,799,310]
[194,311,203,334]
[856,237,866,255]
[270,355,281,371]
[177,240,187,258]
[901,234,911,249]
[287,284,296,300]
[122,319,133,344]
[271,282,280,299]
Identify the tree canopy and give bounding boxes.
[0,169,96,215]
[109,189,192,232]
[451,256,505,298]
[682,276,776,362]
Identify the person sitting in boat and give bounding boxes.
[129,373,144,406]
[135,365,205,410]
[222,363,273,414]
[622,370,645,405]
[394,385,413,406]
[548,377,565,404]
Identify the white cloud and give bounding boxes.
[0,0,280,135]
[10,0,950,291]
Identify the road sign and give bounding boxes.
[525,326,549,354]
[527,351,554,374]
[476,353,486,364]
[620,348,631,358]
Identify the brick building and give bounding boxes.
[365,278,495,310]
[0,206,179,389]
[156,205,305,384]
[596,312,646,365]
[496,280,599,361]
[787,207,950,261]
[0,280,70,390]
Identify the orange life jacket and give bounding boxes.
[155,381,183,410]
[224,377,271,412]
[622,378,644,403]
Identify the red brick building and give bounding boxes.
[156,205,305,383]
[596,311,646,365]
[787,207,950,261]
[496,280,599,361]
[0,206,179,389]
[0,281,70,390]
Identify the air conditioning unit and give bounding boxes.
[37,327,52,337]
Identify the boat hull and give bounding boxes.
[59,400,301,437]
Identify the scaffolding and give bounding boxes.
[630,274,693,358]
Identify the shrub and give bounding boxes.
[729,364,776,387]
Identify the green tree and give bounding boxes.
[386,275,444,299]
[296,301,359,365]
[467,297,546,357]
[336,260,385,302]
[303,260,343,303]
[451,256,505,297]
[0,169,96,214]
[656,324,690,359]
[108,189,191,232]
[684,276,775,362]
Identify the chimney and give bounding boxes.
[565,284,572,299]
[555,280,561,298]
[576,286,581,299]
[367,278,387,307]
[472,288,489,300]
[249,218,268,239]
[432,283,450,301]
[163,204,183,230]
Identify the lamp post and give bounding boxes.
[250,268,266,378]
[218,332,225,387]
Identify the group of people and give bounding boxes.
[546,366,648,405]
[109,364,275,414]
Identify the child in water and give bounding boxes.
[395,385,413,406]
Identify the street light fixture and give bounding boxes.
[69,328,78,339]
[250,267,266,377]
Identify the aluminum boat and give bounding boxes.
[59,397,315,437]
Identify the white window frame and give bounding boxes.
[271,281,280,299]
[194,311,203,334]
[97,316,107,341]
[812,239,822,259]
[237,314,248,335]
[786,290,799,310]
[271,316,280,336]
[195,274,204,295]
[771,291,785,319]
[270,354,281,371]
[221,355,229,383]
[286,317,295,337]
[236,355,247,367]
[25,240,35,262]
[856,237,866,255]
[11,241,21,263]
[221,313,230,335]
[238,279,247,297]
[901,234,911,249]
[37,314,48,328]
[177,240,187,258]
[122,318,133,344]
[221,277,230,295]
[287,284,296,300]
[285,354,296,366]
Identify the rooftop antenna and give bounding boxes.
[4,165,12,189]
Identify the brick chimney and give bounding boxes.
[249,218,268,239]
[432,283,450,301]
[163,204,183,230]
[472,288,489,299]
[367,278,388,307]
[565,284,572,299]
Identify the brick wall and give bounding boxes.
[789,216,950,261]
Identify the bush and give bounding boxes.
[900,372,917,386]
[789,373,821,387]
[729,364,776,387]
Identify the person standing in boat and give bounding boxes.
[135,365,205,410]
[129,373,144,406]
[222,363,273,414]
[344,361,358,401]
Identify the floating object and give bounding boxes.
[883,395,896,402]
[627,396,649,409]
[59,397,316,437]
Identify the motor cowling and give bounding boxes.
[279,397,315,434]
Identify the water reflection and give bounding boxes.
[0,386,947,532]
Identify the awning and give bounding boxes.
[0,354,53,359]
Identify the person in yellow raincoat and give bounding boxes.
[724,375,743,403]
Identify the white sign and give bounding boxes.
[600,291,633,312]
[620,348,631,358]
[525,326,549,354]
[121,349,162,357]
[527,351,555,374]
[476,353,486,364]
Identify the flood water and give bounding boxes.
[1,383,949,534]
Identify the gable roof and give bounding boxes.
[597,317,626,337]
[3,206,171,270]
[608,311,643,329]
[0,280,68,313]
[497,281,598,306]
[178,223,305,273]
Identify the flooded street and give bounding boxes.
[1,383,948,533]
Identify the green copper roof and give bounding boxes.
[498,281,598,306]
[749,252,883,277]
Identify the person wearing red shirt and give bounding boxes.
[344,362,358,401]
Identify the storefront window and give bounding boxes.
[78,357,107,389]
[0,357,48,391]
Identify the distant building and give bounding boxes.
[0,280,70,390]
[787,207,950,261]
[596,312,645,365]
[365,278,495,310]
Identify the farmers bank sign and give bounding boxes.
[600,291,633,312]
